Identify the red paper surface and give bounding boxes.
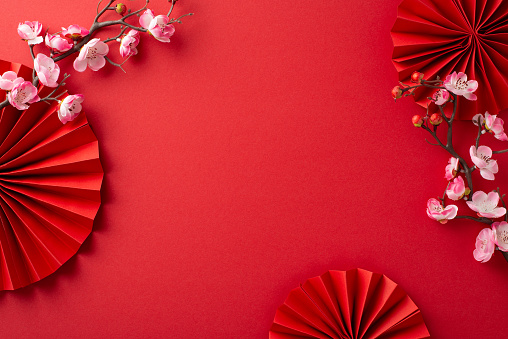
[0,0,507,338]
[392,0,508,120]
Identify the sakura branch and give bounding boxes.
[393,71,508,263]
[0,0,193,123]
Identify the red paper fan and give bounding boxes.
[270,269,430,339]
[391,0,508,120]
[0,60,103,290]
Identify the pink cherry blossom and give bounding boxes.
[73,38,109,72]
[473,228,495,263]
[58,94,84,124]
[466,191,506,218]
[485,112,508,141]
[34,53,60,88]
[0,71,23,91]
[472,113,484,126]
[492,221,508,252]
[446,176,467,201]
[17,21,43,45]
[444,71,478,101]
[426,198,458,224]
[7,78,40,110]
[45,33,73,53]
[139,9,175,43]
[62,24,90,40]
[444,157,459,181]
[469,145,498,180]
[432,89,450,105]
[119,29,140,58]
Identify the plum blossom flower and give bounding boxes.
[0,71,23,91]
[473,228,495,263]
[119,30,140,58]
[470,145,498,180]
[444,157,459,181]
[432,89,450,105]
[444,71,478,101]
[7,78,40,110]
[58,94,84,124]
[45,33,73,53]
[466,191,506,218]
[17,21,43,45]
[426,198,458,224]
[73,38,109,72]
[485,112,508,141]
[34,53,60,88]
[62,24,89,40]
[492,221,508,252]
[472,113,484,126]
[446,176,469,201]
[139,9,175,43]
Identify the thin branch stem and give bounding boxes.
[496,188,508,222]
[104,26,129,43]
[455,215,493,225]
[440,182,451,207]
[40,74,70,102]
[104,56,130,73]
[475,117,482,149]
[167,0,176,16]
[169,13,194,24]
[493,149,508,154]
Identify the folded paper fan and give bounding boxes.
[391,0,508,120]
[0,60,103,290]
[270,269,430,339]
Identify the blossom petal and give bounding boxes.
[139,11,154,28]
[477,145,493,158]
[88,56,106,71]
[480,169,495,180]
[73,58,88,72]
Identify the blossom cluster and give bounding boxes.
[393,70,508,264]
[2,1,190,124]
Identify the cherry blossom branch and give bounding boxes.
[402,82,475,198]
[394,71,508,264]
[0,0,192,120]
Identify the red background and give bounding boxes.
[0,0,507,337]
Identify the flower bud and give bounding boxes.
[411,71,424,83]
[391,86,403,100]
[412,115,423,127]
[429,113,443,125]
[116,3,127,15]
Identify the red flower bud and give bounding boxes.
[429,113,443,125]
[116,3,127,15]
[411,71,424,83]
[391,86,403,100]
[412,115,423,127]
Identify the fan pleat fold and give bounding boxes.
[0,60,103,290]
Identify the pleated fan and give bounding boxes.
[270,269,430,339]
[392,0,508,120]
[0,60,103,290]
